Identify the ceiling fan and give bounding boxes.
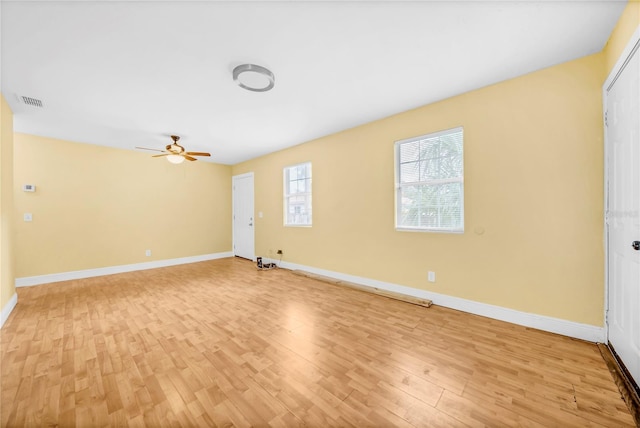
[136,135,211,164]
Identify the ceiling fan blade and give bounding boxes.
[152,153,170,158]
[185,152,211,157]
[184,155,197,161]
[136,147,165,152]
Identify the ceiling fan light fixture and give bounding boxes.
[136,135,210,163]
[167,154,185,164]
[233,64,275,92]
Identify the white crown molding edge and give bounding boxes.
[15,251,234,288]
[280,261,604,343]
[1,293,18,329]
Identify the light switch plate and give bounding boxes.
[24,213,33,222]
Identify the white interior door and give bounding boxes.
[233,173,255,261]
[605,33,640,385]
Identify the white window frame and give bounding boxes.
[284,162,312,227]
[395,127,464,233]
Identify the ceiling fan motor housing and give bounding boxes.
[166,144,184,154]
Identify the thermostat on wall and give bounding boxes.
[23,184,36,192]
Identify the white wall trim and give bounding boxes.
[15,251,234,287]
[11,254,605,342]
[1,293,18,328]
[602,24,640,343]
[603,26,640,91]
[280,261,605,343]
[232,172,255,261]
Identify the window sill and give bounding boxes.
[396,227,464,234]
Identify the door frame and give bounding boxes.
[603,25,640,342]
[232,172,255,261]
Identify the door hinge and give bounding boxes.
[605,110,608,127]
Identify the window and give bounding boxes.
[395,127,464,232]
[284,162,312,226]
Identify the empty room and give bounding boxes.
[1,0,639,426]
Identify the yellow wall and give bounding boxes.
[10,3,637,327]
[604,0,640,75]
[233,53,606,326]
[1,94,16,310]
[13,134,232,277]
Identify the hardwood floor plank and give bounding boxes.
[1,257,634,426]
[213,399,252,428]
[437,389,536,428]
[268,412,307,428]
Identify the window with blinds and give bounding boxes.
[284,162,312,226]
[395,127,464,232]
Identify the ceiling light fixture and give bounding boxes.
[167,154,185,164]
[233,64,275,92]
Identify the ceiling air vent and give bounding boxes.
[18,95,44,108]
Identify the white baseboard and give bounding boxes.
[15,251,234,287]
[1,293,18,328]
[13,255,604,342]
[280,261,605,343]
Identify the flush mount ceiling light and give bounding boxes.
[233,64,275,92]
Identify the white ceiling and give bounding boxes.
[1,0,626,165]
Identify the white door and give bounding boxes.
[605,33,640,385]
[233,173,255,260]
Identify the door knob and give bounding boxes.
[633,241,640,251]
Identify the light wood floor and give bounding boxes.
[1,257,634,427]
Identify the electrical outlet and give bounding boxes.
[428,271,436,282]
[145,249,152,257]
[277,250,283,255]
